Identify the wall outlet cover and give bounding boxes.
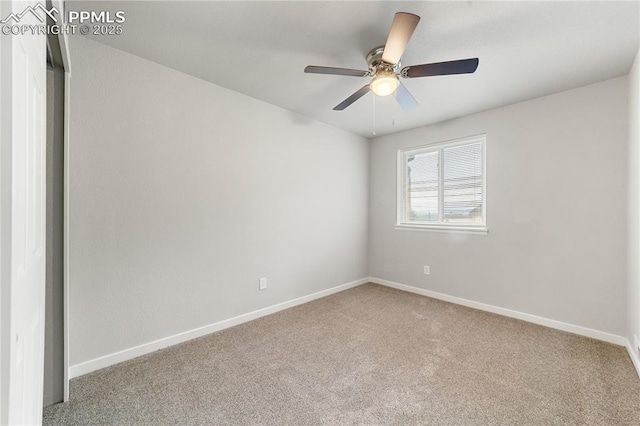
[259,277,267,291]
[424,266,430,275]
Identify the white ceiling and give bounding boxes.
[72,1,640,137]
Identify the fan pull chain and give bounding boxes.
[372,93,376,136]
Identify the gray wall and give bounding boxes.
[369,77,628,336]
[67,36,369,367]
[44,67,64,406]
[629,48,640,352]
[67,33,634,372]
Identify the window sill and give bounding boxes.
[394,223,489,235]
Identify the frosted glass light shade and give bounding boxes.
[370,71,399,96]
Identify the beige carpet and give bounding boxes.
[44,283,640,425]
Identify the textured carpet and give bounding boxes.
[44,283,640,425]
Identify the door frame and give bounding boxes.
[0,0,48,422]
[0,2,72,421]
[50,0,71,402]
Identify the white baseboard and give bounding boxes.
[368,277,627,346]
[627,337,640,379]
[70,277,640,381]
[69,278,369,379]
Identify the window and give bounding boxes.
[397,135,487,233]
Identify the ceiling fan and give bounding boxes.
[304,12,479,111]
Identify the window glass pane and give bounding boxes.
[406,151,439,222]
[443,142,483,224]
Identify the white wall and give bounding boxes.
[369,77,628,336]
[67,36,369,368]
[629,47,640,357]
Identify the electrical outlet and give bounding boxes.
[635,335,640,356]
[259,277,267,291]
[424,265,430,275]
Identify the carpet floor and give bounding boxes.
[44,283,640,425]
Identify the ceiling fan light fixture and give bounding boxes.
[370,70,399,97]
[305,12,479,111]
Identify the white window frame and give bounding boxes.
[396,134,488,234]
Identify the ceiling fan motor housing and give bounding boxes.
[366,45,401,77]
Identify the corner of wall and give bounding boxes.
[627,46,640,377]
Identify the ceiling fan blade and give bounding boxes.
[394,82,418,110]
[401,58,479,78]
[382,12,420,65]
[333,85,371,111]
[305,66,369,77]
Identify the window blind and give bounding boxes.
[399,135,486,229]
[442,142,483,223]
